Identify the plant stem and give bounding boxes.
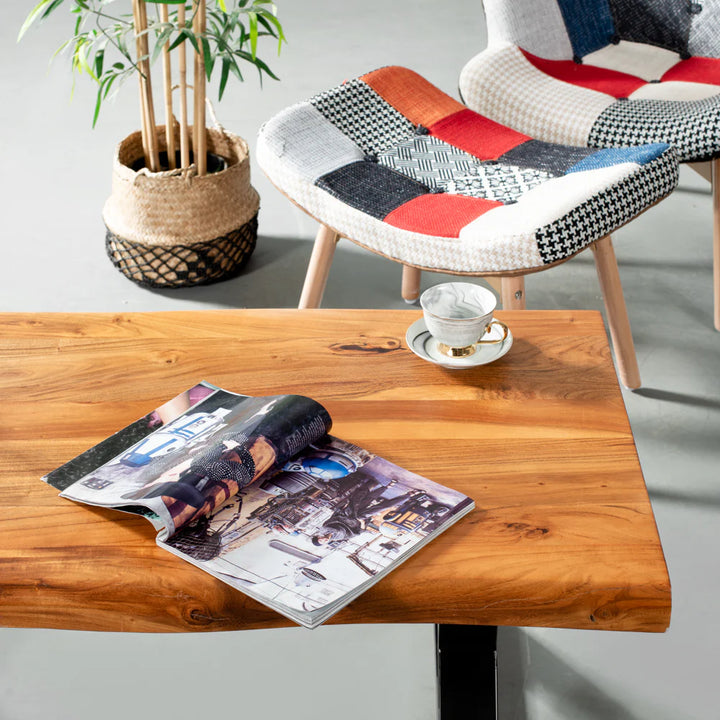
[193,0,207,176]
[177,4,190,169]
[133,0,159,171]
[160,3,176,169]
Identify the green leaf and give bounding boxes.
[183,28,200,54]
[218,56,230,99]
[18,0,57,41]
[151,25,174,62]
[94,48,104,78]
[202,36,214,79]
[247,11,257,58]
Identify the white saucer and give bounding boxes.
[405,318,513,369]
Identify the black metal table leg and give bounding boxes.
[436,624,498,720]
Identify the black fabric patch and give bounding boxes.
[589,95,720,163]
[535,151,678,264]
[498,140,596,176]
[608,0,691,55]
[316,161,430,219]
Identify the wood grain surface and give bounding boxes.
[0,309,671,633]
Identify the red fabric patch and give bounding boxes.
[384,194,501,238]
[428,109,530,160]
[521,49,646,98]
[661,56,720,86]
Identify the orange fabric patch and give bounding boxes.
[361,66,465,127]
[384,194,502,238]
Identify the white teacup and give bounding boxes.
[420,282,508,357]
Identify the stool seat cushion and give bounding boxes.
[461,0,720,162]
[258,66,678,274]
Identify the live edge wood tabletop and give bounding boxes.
[0,309,670,634]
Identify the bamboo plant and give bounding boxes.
[20,0,286,176]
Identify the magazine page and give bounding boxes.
[160,436,474,629]
[56,387,332,537]
[44,381,221,492]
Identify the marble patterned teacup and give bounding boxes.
[420,282,508,357]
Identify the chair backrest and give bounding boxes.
[483,0,720,60]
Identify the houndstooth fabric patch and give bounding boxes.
[440,164,552,203]
[588,94,720,162]
[310,79,415,155]
[377,135,479,187]
[535,150,678,264]
[459,45,614,146]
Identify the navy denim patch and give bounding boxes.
[557,0,616,58]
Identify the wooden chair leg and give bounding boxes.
[298,224,339,309]
[501,276,526,309]
[712,159,720,331]
[401,265,422,303]
[591,235,641,390]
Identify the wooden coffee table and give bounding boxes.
[0,309,670,716]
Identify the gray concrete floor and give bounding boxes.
[1,2,719,719]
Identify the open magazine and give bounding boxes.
[45,382,474,629]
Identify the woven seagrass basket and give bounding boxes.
[103,124,259,288]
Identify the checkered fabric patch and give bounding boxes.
[310,78,415,155]
[589,95,720,162]
[535,151,678,264]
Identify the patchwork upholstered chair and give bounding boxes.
[257,66,679,388]
[460,0,720,330]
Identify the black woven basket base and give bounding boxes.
[106,214,258,289]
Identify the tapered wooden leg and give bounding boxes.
[501,276,526,309]
[401,265,422,303]
[712,159,720,330]
[298,225,339,309]
[591,235,641,390]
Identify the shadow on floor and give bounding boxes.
[499,629,648,720]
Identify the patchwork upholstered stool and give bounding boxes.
[460,0,720,329]
[257,66,679,388]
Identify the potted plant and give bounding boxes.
[20,0,285,287]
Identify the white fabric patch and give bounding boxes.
[629,81,720,101]
[259,102,365,182]
[459,44,614,146]
[459,163,639,239]
[483,0,574,60]
[689,0,720,58]
[583,41,681,82]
